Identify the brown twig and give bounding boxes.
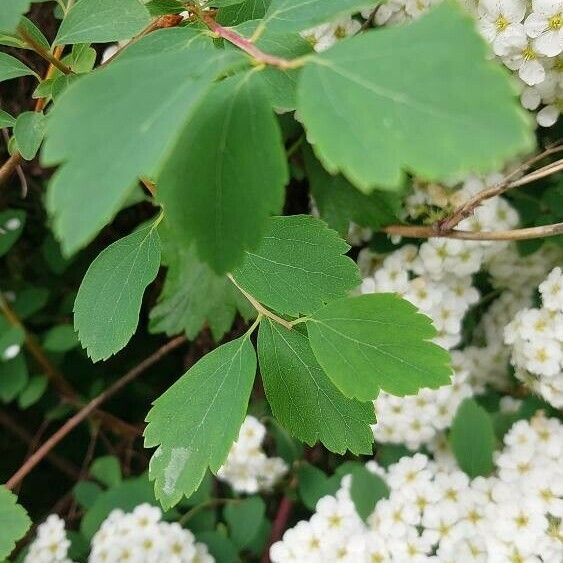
[262,495,294,563]
[437,145,563,233]
[5,335,186,491]
[382,222,563,241]
[17,26,73,75]
[197,9,304,69]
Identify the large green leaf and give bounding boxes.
[262,0,373,33]
[233,215,359,317]
[258,319,375,454]
[157,70,287,273]
[0,487,31,560]
[145,336,257,509]
[42,46,241,255]
[150,238,255,342]
[304,147,400,235]
[0,0,30,33]
[74,222,161,362]
[55,0,151,45]
[306,294,452,400]
[297,3,534,193]
[0,52,37,82]
[449,398,495,478]
[217,0,271,25]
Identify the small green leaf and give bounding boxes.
[42,47,241,255]
[0,486,31,561]
[0,210,26,257]
[0,109,15,129]
[145,336,257,509]
[18,375,48,408]
[347,464,389,521]
[195,531,238,563]
[14,111,46,160]
[262,0,374,33]
[0,53,36,82]
[233,215,360,317]
[0,0,31,33]
[297,3,533,192]
[258,319,375,454]
[43,324,78,353]
[224,497,265,548]
[304,147,401,235]
[307,294,452,400]
[450,398,496,478]
[0,356,29,403]
[158,70,287,273]
[74,222,161,362]
[90,456,122,488]
[297,463,340,510]
[73,481,103,510]
[69,43,97,73]
[55,0,151,45]
[217,0,271,25]
[150,239,254,342]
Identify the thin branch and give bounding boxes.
[262,495,294,563]
[197,10,305,69]
[0,153,23,187]
[382,222,563,241]
[18,26,73,75]
[5,336,186,491]
[227,274,293,330]
[437,145,563,233]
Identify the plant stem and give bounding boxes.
[18,26,73,75]
[5,336,186,491]
[227,274,294,330]
[382,222,563,241]
[262,495,294,563]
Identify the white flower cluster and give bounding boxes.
[89,503,212,563]
[24,514,73,563]
[271,412,563,562]
[373,351,474,449]
[217,416,288,494]
[504,267,563,407]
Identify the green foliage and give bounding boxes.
[0,486,31,560]
[297,463,341,510]
[17,375,48,408]
[258,319,375,454]
[54,0,151,45]
[90,456,122,488]
[0,53,37,82]
[224,497,266,548]
[233,215,359,316]
[157,70,287,273]
[0,356,28,403]
[74,222,161,362]
[450,398,496,478]
[144,336,257,508]
[297,3,533,192]
[0,109,15,129]
[307,294,452,400]
[14,111,46,160]
[347,463,389,520]
[217,0,272,25]
[0,210,25,257]
[0,0,30,33]
[42,44,241,254]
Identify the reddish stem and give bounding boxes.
[262,496,294,563]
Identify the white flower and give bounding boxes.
[539,266,563,310]
[477,0,527,55]
[501,35,547,85]
[524,0,563,57]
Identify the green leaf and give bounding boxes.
[262,0,373,33]
[347,464,389,521]
[150,239,254,342]
[307,294,452,400]
[42,47,241,255]
[297,463,340,510]
[17,375,48,408]
[146,0,185,16]
[0,0,31,33]
[43,324,78,353]
[69,44,97,73]
[55,0,151,45]
[73,481,103,510]
[195,531,238,563]
[0,53,36,82]
[0,487,31,561]
[304,147,400,235]
[449,398,495,478]
[233,215,359,317]
[258,319,375,454]
[14,111,46,160]
[74,222,161,362]
[157,70,287,273]
[0,356,29,403]
[90,456,122,488]
[217,0,271,25]
[0,210,26,257]
[145,336,257,509]
[80,476,156,539]
[224,497,265,548]
[297,3,533,193]
[0,109,15,129]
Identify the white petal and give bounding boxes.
[535,30,563,56]
[519,59,546,85]
[537,104,560,126]
[524,12,549,38]
[521,86,542,108]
